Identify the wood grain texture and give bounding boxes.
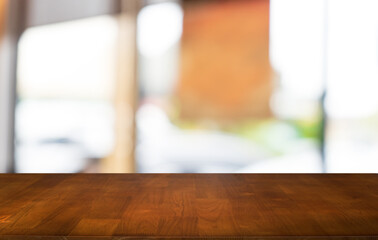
[0,174,377,239]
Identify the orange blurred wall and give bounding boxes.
[0,0,5,39]
[177,0,272,121]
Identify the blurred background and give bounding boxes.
[0,0,377,173]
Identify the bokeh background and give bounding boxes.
[1,0,377,173]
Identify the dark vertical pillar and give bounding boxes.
[320,0,329,173]
[0,0,26,172]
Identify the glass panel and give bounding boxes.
[16,16,118,173]
[326,0,378,173]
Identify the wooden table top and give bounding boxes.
[0,174,377,239]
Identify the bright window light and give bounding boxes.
[270,0,326,100]
[16,16,118,173]
[137,2,183,57]
[326,0,378,118]
[18,16,118,100]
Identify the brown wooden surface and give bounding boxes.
[0,174,377,239]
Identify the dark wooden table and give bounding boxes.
[0,174,377,239]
